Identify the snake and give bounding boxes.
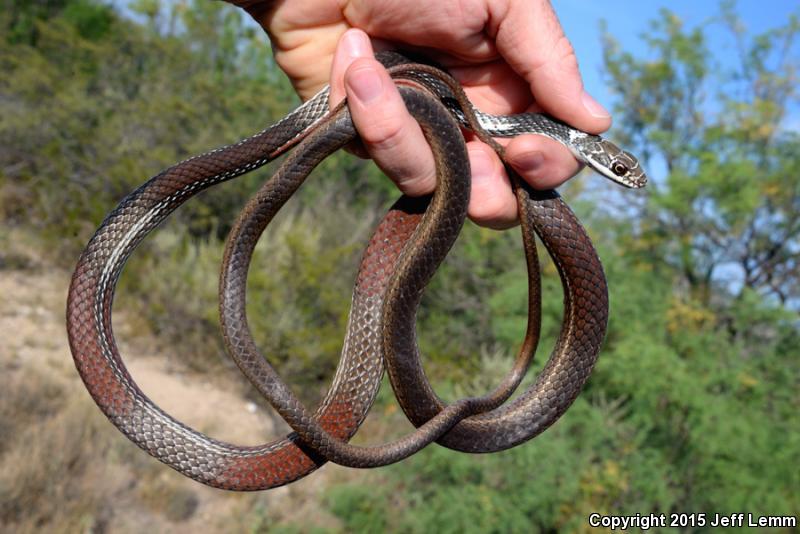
[66,51,646,490]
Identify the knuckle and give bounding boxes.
[395,166,437,196]
[361,118,408,152]
[553,35,577,63]
[530,34,578,74]
[469,194,515,226]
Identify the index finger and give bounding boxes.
[489,0,611,134]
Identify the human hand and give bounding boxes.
[226,0,611,229]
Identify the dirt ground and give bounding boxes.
[0,251,353,533]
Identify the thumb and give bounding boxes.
[492,0,611,134]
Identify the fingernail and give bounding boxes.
[470,148,495,184]
[342,30,372,59]
[348,66,383,104]
[511,150,545,173]
[581,90,611,119]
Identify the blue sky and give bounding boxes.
[557,0,799,120]
[116,1,798,133]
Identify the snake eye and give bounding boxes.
[611,162,629,176]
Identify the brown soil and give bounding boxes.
[0,260,350,532]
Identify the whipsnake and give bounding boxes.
[66,51,646,490]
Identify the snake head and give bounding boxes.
[577,136,647,189]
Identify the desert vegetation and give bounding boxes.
[1,1,798,532]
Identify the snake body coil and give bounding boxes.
[66,52,646,490]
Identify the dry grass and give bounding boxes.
[0,244,357,533]
[0,363,118,533]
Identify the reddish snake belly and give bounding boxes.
[67,56,612,490]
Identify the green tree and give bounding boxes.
[1,2,798,531]
[314,6,800,531]
[602,4,800,307]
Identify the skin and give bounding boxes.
[225,0,611,229]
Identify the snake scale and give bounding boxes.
[66,52,646,490]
